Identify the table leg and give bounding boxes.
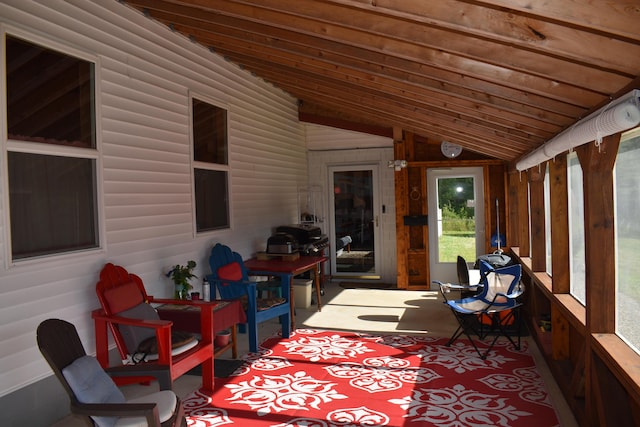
[289,274,295,330]
[199,306,215,392]
[314,263,322,312]
[231,324,238,359]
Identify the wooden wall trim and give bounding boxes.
[514,248,586,332]
[592,334,640,410]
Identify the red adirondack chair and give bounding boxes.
[92,263,216,391]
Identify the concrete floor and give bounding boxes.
[52,280,577,426]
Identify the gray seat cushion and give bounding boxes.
[118,302,198,363]
[62,355,125,427]
[115,390,177,427]
[117,303,160,354]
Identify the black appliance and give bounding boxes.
[267,224,329,255]
[266,232,297,254]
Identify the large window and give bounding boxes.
[615,126,640,354]
[567,152,586,304]
[5,34,98,260]
[192,97,230,232]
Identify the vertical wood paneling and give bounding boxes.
[0,0,305,398]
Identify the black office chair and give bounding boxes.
[458,255,483,298]
[457,255,470,286]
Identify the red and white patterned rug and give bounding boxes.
[183,329,559,426]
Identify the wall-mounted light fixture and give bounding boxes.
[388,159,408,171]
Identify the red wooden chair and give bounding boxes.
[92,263,215,392]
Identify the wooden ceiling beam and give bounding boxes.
[176,0,632,92]
[202,38,560,138]
[120,0,640,163]
[228,51,545,148]
[463,0,640,41]
[129,0,616,105]
[299,97,523,161]
[147,10,585,124]
[319,0,640,74]
[240,59,537,155]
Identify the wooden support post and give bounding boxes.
[576,135,618,334]
[507,171,520,249]
[516,170,530,257]
[549,156,570,293]
[528,164,546,272]
[576,134,620,426]
[394,128,409,289]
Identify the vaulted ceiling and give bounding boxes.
[121,0,640,165]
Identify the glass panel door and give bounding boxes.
[329,165,380,277]
[427,167,484,283]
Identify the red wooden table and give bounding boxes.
[244,255,327,330]
[156,299,246,358]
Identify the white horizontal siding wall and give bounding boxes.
[305,124,397,283]
[306,123,392,151]
[0,0,306,398]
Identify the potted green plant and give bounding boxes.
[166,260,197,300]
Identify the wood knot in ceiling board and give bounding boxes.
[527,25,546,40]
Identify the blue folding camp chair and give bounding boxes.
[437,260,524,359]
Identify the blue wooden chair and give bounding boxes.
[207,243,291,353]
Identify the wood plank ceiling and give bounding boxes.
[121,0,640,164]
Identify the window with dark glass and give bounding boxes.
[5,35,98,260]
[192,97,230,232]
[6,35,95,148]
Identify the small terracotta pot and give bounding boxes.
[215,330,231,347]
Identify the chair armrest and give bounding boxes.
[435,281,482,291]
[148,297,221,307]
[71,401,160,425]
[433,280,482,302]
[93,313,173,329]
[105,363,173,390]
